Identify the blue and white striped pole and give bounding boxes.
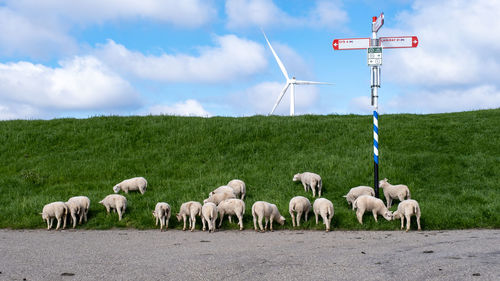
[371,17,381,198]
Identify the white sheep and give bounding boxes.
[64,200,81,229]
[176,201,202,232]
[379,178,411,208]
[392,199,421,232]
[201,202,218,233]
[293,172,322,197]
[352,195,392,224]
[227,179,246,200]
[152,202,171,231]
[288,196,311,227]
[343,186,375,209]
[217,199,245,230]
[203,190,236,205]
[40,202,68,230]
[251,201,285,232]
[208,185,234,197]
[313,198,334,232]
[67,196,90,224]
[99,194,127,221]
[113,177,147,194]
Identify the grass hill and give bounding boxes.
[0,109,499,230]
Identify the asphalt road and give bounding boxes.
[1,229,498,281]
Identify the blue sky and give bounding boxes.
[0,0,499,119]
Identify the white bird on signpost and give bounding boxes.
[262,30,333,116]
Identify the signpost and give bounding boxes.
[332,13,418,198]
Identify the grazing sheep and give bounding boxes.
[67,196,90,224]
[217,199,245,230]
[64,200,81,229]
[392,199,421,232]
[293,172,322,197]
[99,194,127,221]
[313,198,334,232]
[176,201,202,232]
[343,186,375,209]
[227,179,246,200]
[40,202,68,230]
[152,202,171,231]
[352,195,392,224]
[251,201,285,232]
[203,190,236,205]
[208,185,234,197]
[379,178,411,208]
[113,177,147,194]
[201,202,218,233]
[289,196,311,227]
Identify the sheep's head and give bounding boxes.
[278,216,286,225]
[41,212,47,220]
[383,210,393,221]
[113,185,121,193]
[176,213,182,222]
[292,174,301,182]
[379,178,389,187]
[392,211,402,220]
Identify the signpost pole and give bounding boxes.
[370,16,382,198]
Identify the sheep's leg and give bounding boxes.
[318,186,322,197]
[72,213,77,228]
[312,186,316,197]
[253,215,258,231]
[373,212,378,222]
[387,198,392,209]
[46,218,51,230]
[290,211,296,227]
[56,217,61,230]
[218,212,224,228]
[356,209,364,224]
[322,213,330,231]
[166,213,170,229]
[398,195,405,203]
[296,211,302,227]
[84,210,88,222]
[79,211,84,224]
[117,208,123,221]
[405,214,411,232]
[105,206,110,213]
[237,213,243,230]
[302,182,308,192]
[328,215,333,232]
[182,215,187,231]
[416,214,421,231]
[228,215,232,224]
[202,216,206,231]
[241,193,245,201]
[304,211,309,222]
[190,216,196,232]
[258,216,265,232]
[264,217,269,231]
[400,217,404,230]
[269,216,274,232]
[315,212,319,224]
[155,215,159,226]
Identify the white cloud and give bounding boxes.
[0,7,77,59]
[5,0,216,28]
[147,100,212,117]
[0,56,140,119]
[379,0,500,113]
[231,81,319,115]
[225,0,347,29]
[94,35,268,83]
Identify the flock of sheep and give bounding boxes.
[40,172,422,232]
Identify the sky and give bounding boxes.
[0,0,499,119]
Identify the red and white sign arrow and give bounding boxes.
[332,36,418,50]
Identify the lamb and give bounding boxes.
[64,200,81,229]
[343,186,375,209]
[99,194,127,221]
[392,199,421,232]
[113,177,147,194]
[201,202,218,233]
[293,172,322,197]
[251,201,285,232]
[227,179,246,200]
[67,196,90,224]
[152,202,171,231]
[289,196,311,227]
[217,199,245,230]
[203,190,236,205]
[40,202,68,230]
[379,178,411,208]
[313,198,334,232]
[352,195,392,224]
[176,201,202,232]
[208,185,234,197]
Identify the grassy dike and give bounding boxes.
[0,109,499,230]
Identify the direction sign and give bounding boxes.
[372,13,384,32]
[332,38,370,50]
[380,36,418,48]
[367,47,382,65]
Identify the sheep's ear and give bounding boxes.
[384,178,388,181]
[342,195,347,198]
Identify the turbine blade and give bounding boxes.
[294,80,334,85]
[262,30,289,80]
[270,83,290,115]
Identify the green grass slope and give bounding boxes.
[0,109,499,230]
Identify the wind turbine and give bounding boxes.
[262,30,333,116]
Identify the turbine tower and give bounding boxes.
[262,30,333,116]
